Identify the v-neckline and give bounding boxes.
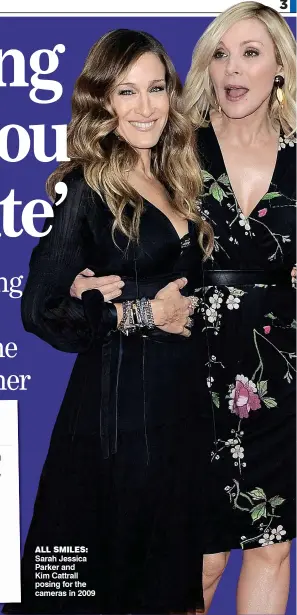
[209,121,280,219]
[144,198,190,242]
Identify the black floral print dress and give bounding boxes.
[195,123,296,552]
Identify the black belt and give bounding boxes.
[119,271,189,300]
[200,269,292,287]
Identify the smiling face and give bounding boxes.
[109,52,169,150]
[209,18,282,119]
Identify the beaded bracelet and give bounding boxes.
[118,298,155,336]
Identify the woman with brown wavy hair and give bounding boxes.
[3,30,213,615]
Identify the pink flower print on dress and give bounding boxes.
[263,325,271,335]
[229,375,261,419]
[258,208,268,218]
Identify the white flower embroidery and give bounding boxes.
[209,294,223,310]
[226,438,238,446]
[239,213,251,231]
[259,533,275,546]
[230,444,244,459]
[206,307,217,323]
[279,135,297,150]
[258,525,286,547]
[270,525,286,541]
[226,295,240,310]
[207,376,214,388]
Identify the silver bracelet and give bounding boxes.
[118,298,155,335]
[139,298,155,329]
[118,301,135,336]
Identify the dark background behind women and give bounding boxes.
[0,14,295,615]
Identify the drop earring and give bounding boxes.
[215,99,222,113]
[274,74,285,107]
[114,129,122,141]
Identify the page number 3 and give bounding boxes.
[280,0,288,8]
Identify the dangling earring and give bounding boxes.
[274,74,285,107]
[114,129,122,141]
[215,99,222,113]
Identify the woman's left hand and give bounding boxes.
[70,269,124,300]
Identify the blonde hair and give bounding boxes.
[47,29,213,255]
[183,1,296,136]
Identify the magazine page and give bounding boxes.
[0,1,296,613]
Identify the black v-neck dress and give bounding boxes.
[3,168,211,615]
[195,123,296,552]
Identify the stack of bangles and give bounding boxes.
[118,295,199,336]
[118,298,155,336]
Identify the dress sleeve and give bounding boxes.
[21,170,117,353]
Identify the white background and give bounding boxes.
[0,0,294,14]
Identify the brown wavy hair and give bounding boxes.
[47,29,213,256]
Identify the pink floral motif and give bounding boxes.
[258,208,268,218]
[263,325,271,335]
[229,375,261,419]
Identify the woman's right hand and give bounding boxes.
[152,278,193,337]
[70,268,124,301]
[113,278,193,337]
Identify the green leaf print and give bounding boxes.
[269,495,286,508]
[217,173,230,186]
[227,288,245,297]
[251,503,267,522]
[248,487,267,501]
[265,312,277,320]
[211,391,220,408]
[263,397,278,408]
[261,192,281,200]
[291,319,297,329]
[210,182,226,203]
[202,170,214,182]
[257,380,268,398]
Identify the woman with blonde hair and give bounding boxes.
[184,3,296,614]
[3,29,213,615]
